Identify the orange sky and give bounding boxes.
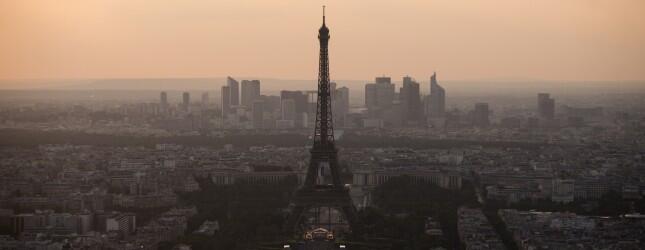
[1,0,644,84]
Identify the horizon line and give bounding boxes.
[1,76,645,83]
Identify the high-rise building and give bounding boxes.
[365,84,377,109]
[160,91,168,112]
[400,76,422,122]
[375,76,390,85]
[336,87,349,111]
[259,95,281,113]
[221,86,231,118]
[252,100,264,129]
[280,90,308,127]
[227,76,239,106]
[428,72,446,118]
[365,76,395,111]
[241,80,261,108]
[382,102,405,127]
[280,91,308,113]
[281,98,296,121]
[182,92,190,111]
[201,92,209,105]
[305,91,318,127]
[375,77,395,109]
[160,91,167,105]
[473,103,490,127]
[537,93,555,120]
[333,86,350,127]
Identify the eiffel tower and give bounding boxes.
[284,6,358,235]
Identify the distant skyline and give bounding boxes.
[1,0,644,88]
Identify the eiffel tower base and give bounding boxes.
[284,187,358,236]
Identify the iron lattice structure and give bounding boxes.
[284,8,358,235]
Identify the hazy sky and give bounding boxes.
[1,0,644,84]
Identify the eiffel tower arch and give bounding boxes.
[284,7,359,235]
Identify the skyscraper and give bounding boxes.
[201,92,209,105]
[375,76,391,85]
[241,80,261,108]
[280,90,308,127]
[375,77,395,109]
[259,95,280,112]
[365,76,395,111]
[221,86,230,118]
[428,72,446,118]
[227,76,239,106]
[182,92,190,111]
[281,98,296,121]
[333,86,350,127]
[400,76,422,122]
[160,91,168,112]
[365,83,377,109]
[252,100,264,129]
[537,93,555,120]
[280,91,308,112]
[473,102,490,127]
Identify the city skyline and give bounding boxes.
[1,4,644,249]
[1,0,645,86]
